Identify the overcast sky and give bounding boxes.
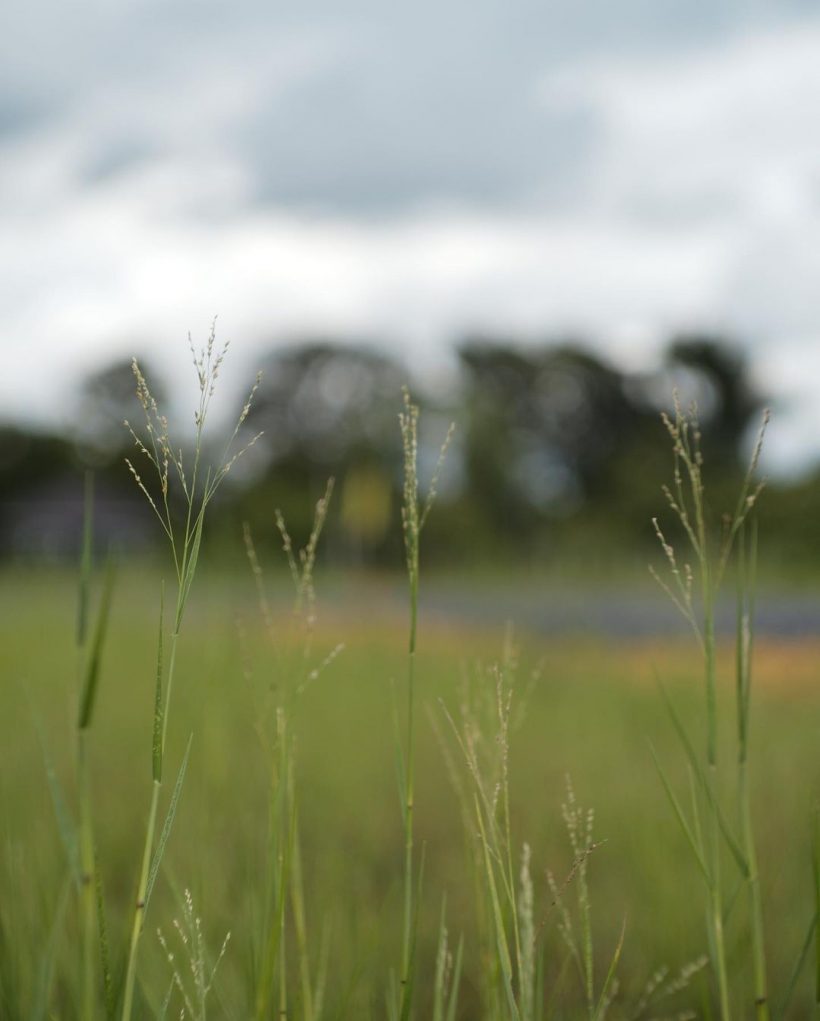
[3,0,820,472]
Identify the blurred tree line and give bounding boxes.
[1,335,817,573]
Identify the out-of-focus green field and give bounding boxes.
[2,565,819,1017]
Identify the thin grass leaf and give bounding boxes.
[95,846,115,1021]
[31,707,79,885]
[77,470,94,647]
[445,935,464,1021]
[177,507,206,629]
[78,557,116,730]
[30,871,73,1021]
[145,735,192,911]
[813,809,820,1005]
[153,584,165,784]
[777,911,817,1019]
[399,845,426,1021]
[386,975,399,1021]
[390,678,407,814]
[476,798,521,1021]
[157,978,175,1021]
[593,917,626,1021]
[433,899,449,1021]
[649,743,711,885]
[657,679,750,878]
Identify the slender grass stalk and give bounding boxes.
[812,810,820,1009]
[120,331,261,1021]
[736,522,770,1020]
[75,464,115,1021]
[397,390,453,1017]
[651,396,769,1020]
[76,470,95,1021]
[244,481,336,1021]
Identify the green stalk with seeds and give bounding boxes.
[244,480,336,1021]
[120,330,261,1021]
[397,389,453,1018]
[651,396,769,1020]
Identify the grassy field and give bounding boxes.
[3,562,819,1019]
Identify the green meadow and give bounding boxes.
[2,346,819,1021]
[3,563,819,1018]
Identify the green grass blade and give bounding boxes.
[433,898,449,1021]
[77,470,94,647]
[152,583,165,784]
[177,506,206,627]
[777,911,817,1019]
[649,743,711,885]
[78,557,116,730]
[813,809,820,1005]
[144,735,192,910]
[157,978,175,1021]
[445,935,464,1021]
[30,871,73,1021]
[31,708,79,885]
[593,916,626,1021]
[95,846,115,1021]
[476,798,521,1021]
[399,844,426,1021]
[658,679,749,878]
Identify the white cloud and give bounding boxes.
[3,17,820,473]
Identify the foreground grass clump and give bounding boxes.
[0,338,818,1019]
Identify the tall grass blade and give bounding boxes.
[657,679,749,878]
[592,916,626,1021]
[777,911,817,1019]
[476,798,521,1020]
[95,848,116,1021]
[432,899,449,1021]
[813,809,820,1005]
[177,505,206,628]
[77,470,94,647]
[152,584,165,784]
[648,742,711,885]
[78,558,116,731]
[157,979,174,1021]
[145,735,193,911]
[30,872,73,1021]
[399,845,426,1021]
[445,935,464,1021]
[31,707,80,885]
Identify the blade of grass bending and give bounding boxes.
[77,470,94,647]
[657,678,749,878]
[153,583,165,784]
[777,911,817,1019]
[593,916,627,1021]
[649,743,711,885]
[144,735,192,911]
[78,557,116,731]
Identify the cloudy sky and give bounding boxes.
[3,0,820,471]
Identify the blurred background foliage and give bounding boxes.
[1,335,816,574]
